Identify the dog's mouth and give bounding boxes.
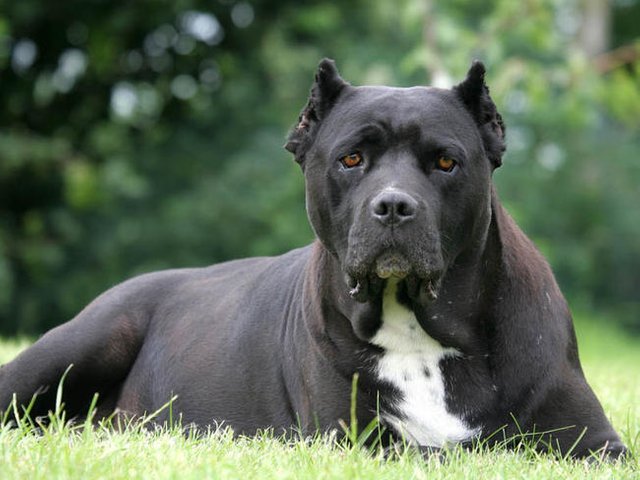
[374,251,411,279]
[345,251,442,304]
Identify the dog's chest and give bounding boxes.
[370,282,480,447]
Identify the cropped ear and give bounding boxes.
[285,58,349,162]
[454,61,506,169]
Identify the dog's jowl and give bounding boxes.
[0,59,626,458]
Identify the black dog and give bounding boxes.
[0,59,626,458]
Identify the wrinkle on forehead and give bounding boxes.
[328,86,477,141]
[318,86,481,159]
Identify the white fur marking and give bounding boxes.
[371,280,481,447]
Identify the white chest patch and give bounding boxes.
[370,280,481,447]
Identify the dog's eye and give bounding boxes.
[436,157,456,172]
[340,152,364,169]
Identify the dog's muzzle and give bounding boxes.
[343,188,444,304]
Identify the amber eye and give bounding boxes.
[436,156,456,172]
[340,152,364,168]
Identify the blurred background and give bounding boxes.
[0,0,638,335]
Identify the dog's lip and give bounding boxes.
[351,250,442,281]
[374,251,411,279]
[345,271,442,304]
[345,254,443,303]
[344,274,384,303]
[404,274,442,303]
[344,247,445,302]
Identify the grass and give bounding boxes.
[0,315,638,479]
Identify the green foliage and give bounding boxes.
[0,0,638,333]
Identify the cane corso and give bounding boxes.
[0,59,626,459]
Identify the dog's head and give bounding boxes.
[286,59,506,303]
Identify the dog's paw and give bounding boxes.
[583,440,628,463]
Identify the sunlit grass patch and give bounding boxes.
[0,417,637,480]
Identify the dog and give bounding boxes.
[0,59,626,459]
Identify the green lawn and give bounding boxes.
[0,316,638,480]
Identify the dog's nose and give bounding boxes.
[370,191,418,226]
